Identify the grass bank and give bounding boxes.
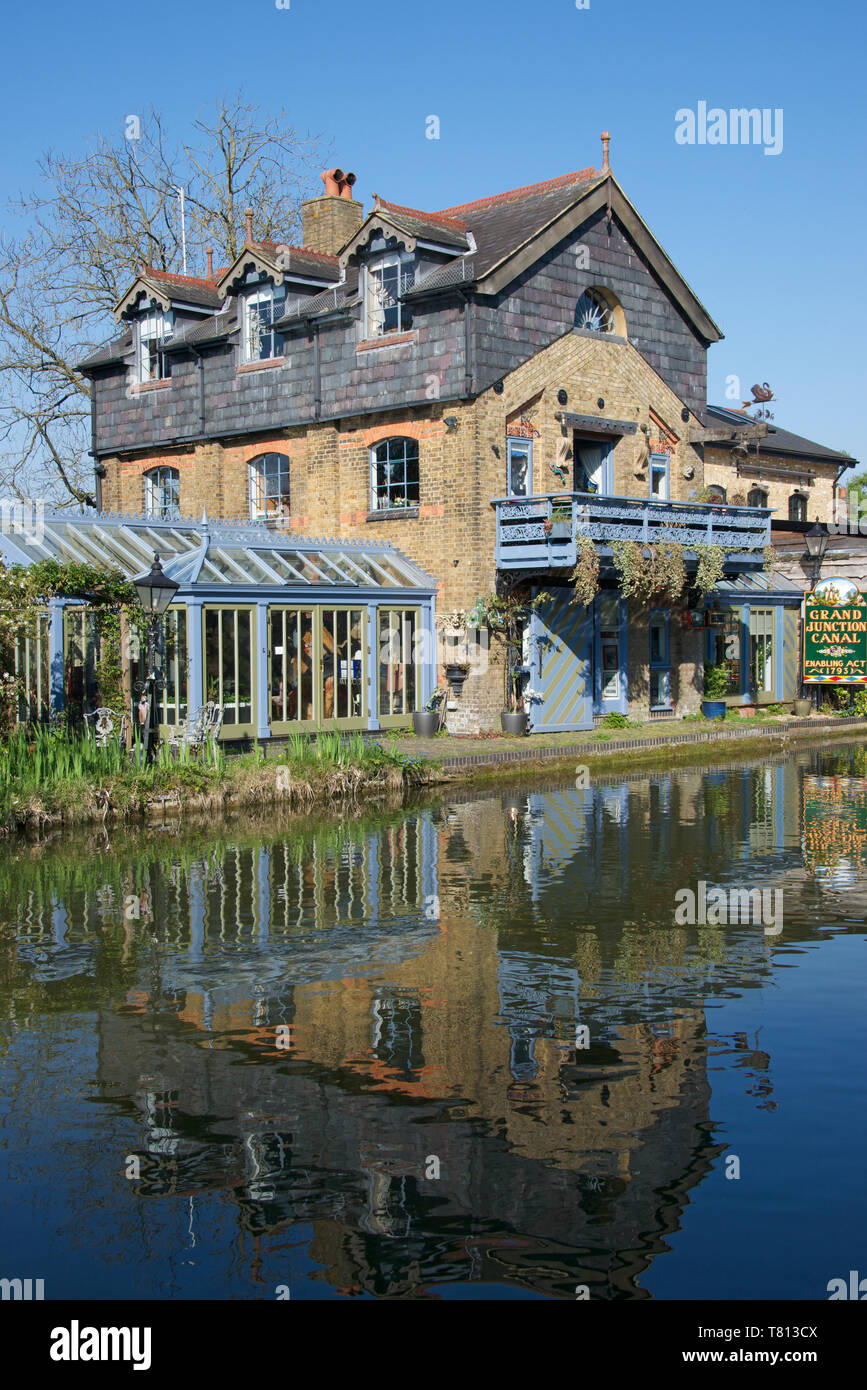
[0,728,433,836]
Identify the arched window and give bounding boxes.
[705,484,727,504]
[370,438,420,511]
[789,493,807,522]
[144,466,180,520]
[748,487,768,508]
[250,453,291,521]
[574,288,619,335]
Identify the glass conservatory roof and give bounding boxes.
[0,510,437,593]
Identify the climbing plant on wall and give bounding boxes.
[0,559,146,729]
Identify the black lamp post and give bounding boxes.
[804,519,829,588]
[802,520,830,710]
[133,555,180,762]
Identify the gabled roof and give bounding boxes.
[355,167,722,343]
[217,239,340,296]
[701,405,857,468]
[115,265,223,319]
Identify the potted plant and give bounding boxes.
[413,686,444,737]
[548,505,572,540]
[701,662,728,719]
[470,585,550,735]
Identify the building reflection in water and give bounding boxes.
[0,745,864,1299]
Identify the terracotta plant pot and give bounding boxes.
[501,711,529,735]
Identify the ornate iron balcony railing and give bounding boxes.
[493,492,771,570]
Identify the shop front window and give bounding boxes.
[158,608,188,727]
[15,612,51,724]
[269,608,314,725]
[378,608,420,719]
[204,608,254,727]
[750,608,775,694]
[709,611,742,695]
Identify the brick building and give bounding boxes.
[79,140,849,733]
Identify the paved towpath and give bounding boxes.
[388,714,867,773]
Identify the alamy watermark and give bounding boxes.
[675,103,783,156]
[674,880,783,935]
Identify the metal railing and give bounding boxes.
[493,492,771,569]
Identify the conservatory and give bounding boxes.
[0,511,437,740]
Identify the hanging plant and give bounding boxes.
[569,537,600,608]
[649,542,687,605]
[611,540,688,608]
[692,544,726,598]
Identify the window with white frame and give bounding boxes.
[138,309,172,382]
[249,453,291,521]
[649,610,671,709]
[144,466,180,520]
[371,438,419,510]
[242,282,285,362]
[506,437,532,496]
[366,253,414,337]
[649,452,669,501]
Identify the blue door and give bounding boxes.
[529,596,594,732]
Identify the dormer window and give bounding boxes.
[366,253,414,337]
[138,310,172,382]
[242,282,285,363]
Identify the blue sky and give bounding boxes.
[2,0,864,465]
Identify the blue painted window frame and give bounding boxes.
[575,436,613,496]
[649,608,671,709]
[506,437,533,497]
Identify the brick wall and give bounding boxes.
[703,445,837,522]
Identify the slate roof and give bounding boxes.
[435,167,603,278]
[403,257,475,298]
[162,309,238,353]
[701,405,857,467]
[77,332,133,370]
[140,267,223,310]
[372,201,470,250]
[276,267,360,326]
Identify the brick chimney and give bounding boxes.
[302,168,364,256]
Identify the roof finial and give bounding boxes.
[244,208,254,245]
[601,131,611,174]
[201,506,209,529]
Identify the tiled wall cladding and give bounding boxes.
[92,212,707,456]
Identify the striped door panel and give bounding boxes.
[532,600,593,732]
[783,608,800,700]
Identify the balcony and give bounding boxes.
[494,492,771,571]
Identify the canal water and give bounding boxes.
[1,742,865,1301]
